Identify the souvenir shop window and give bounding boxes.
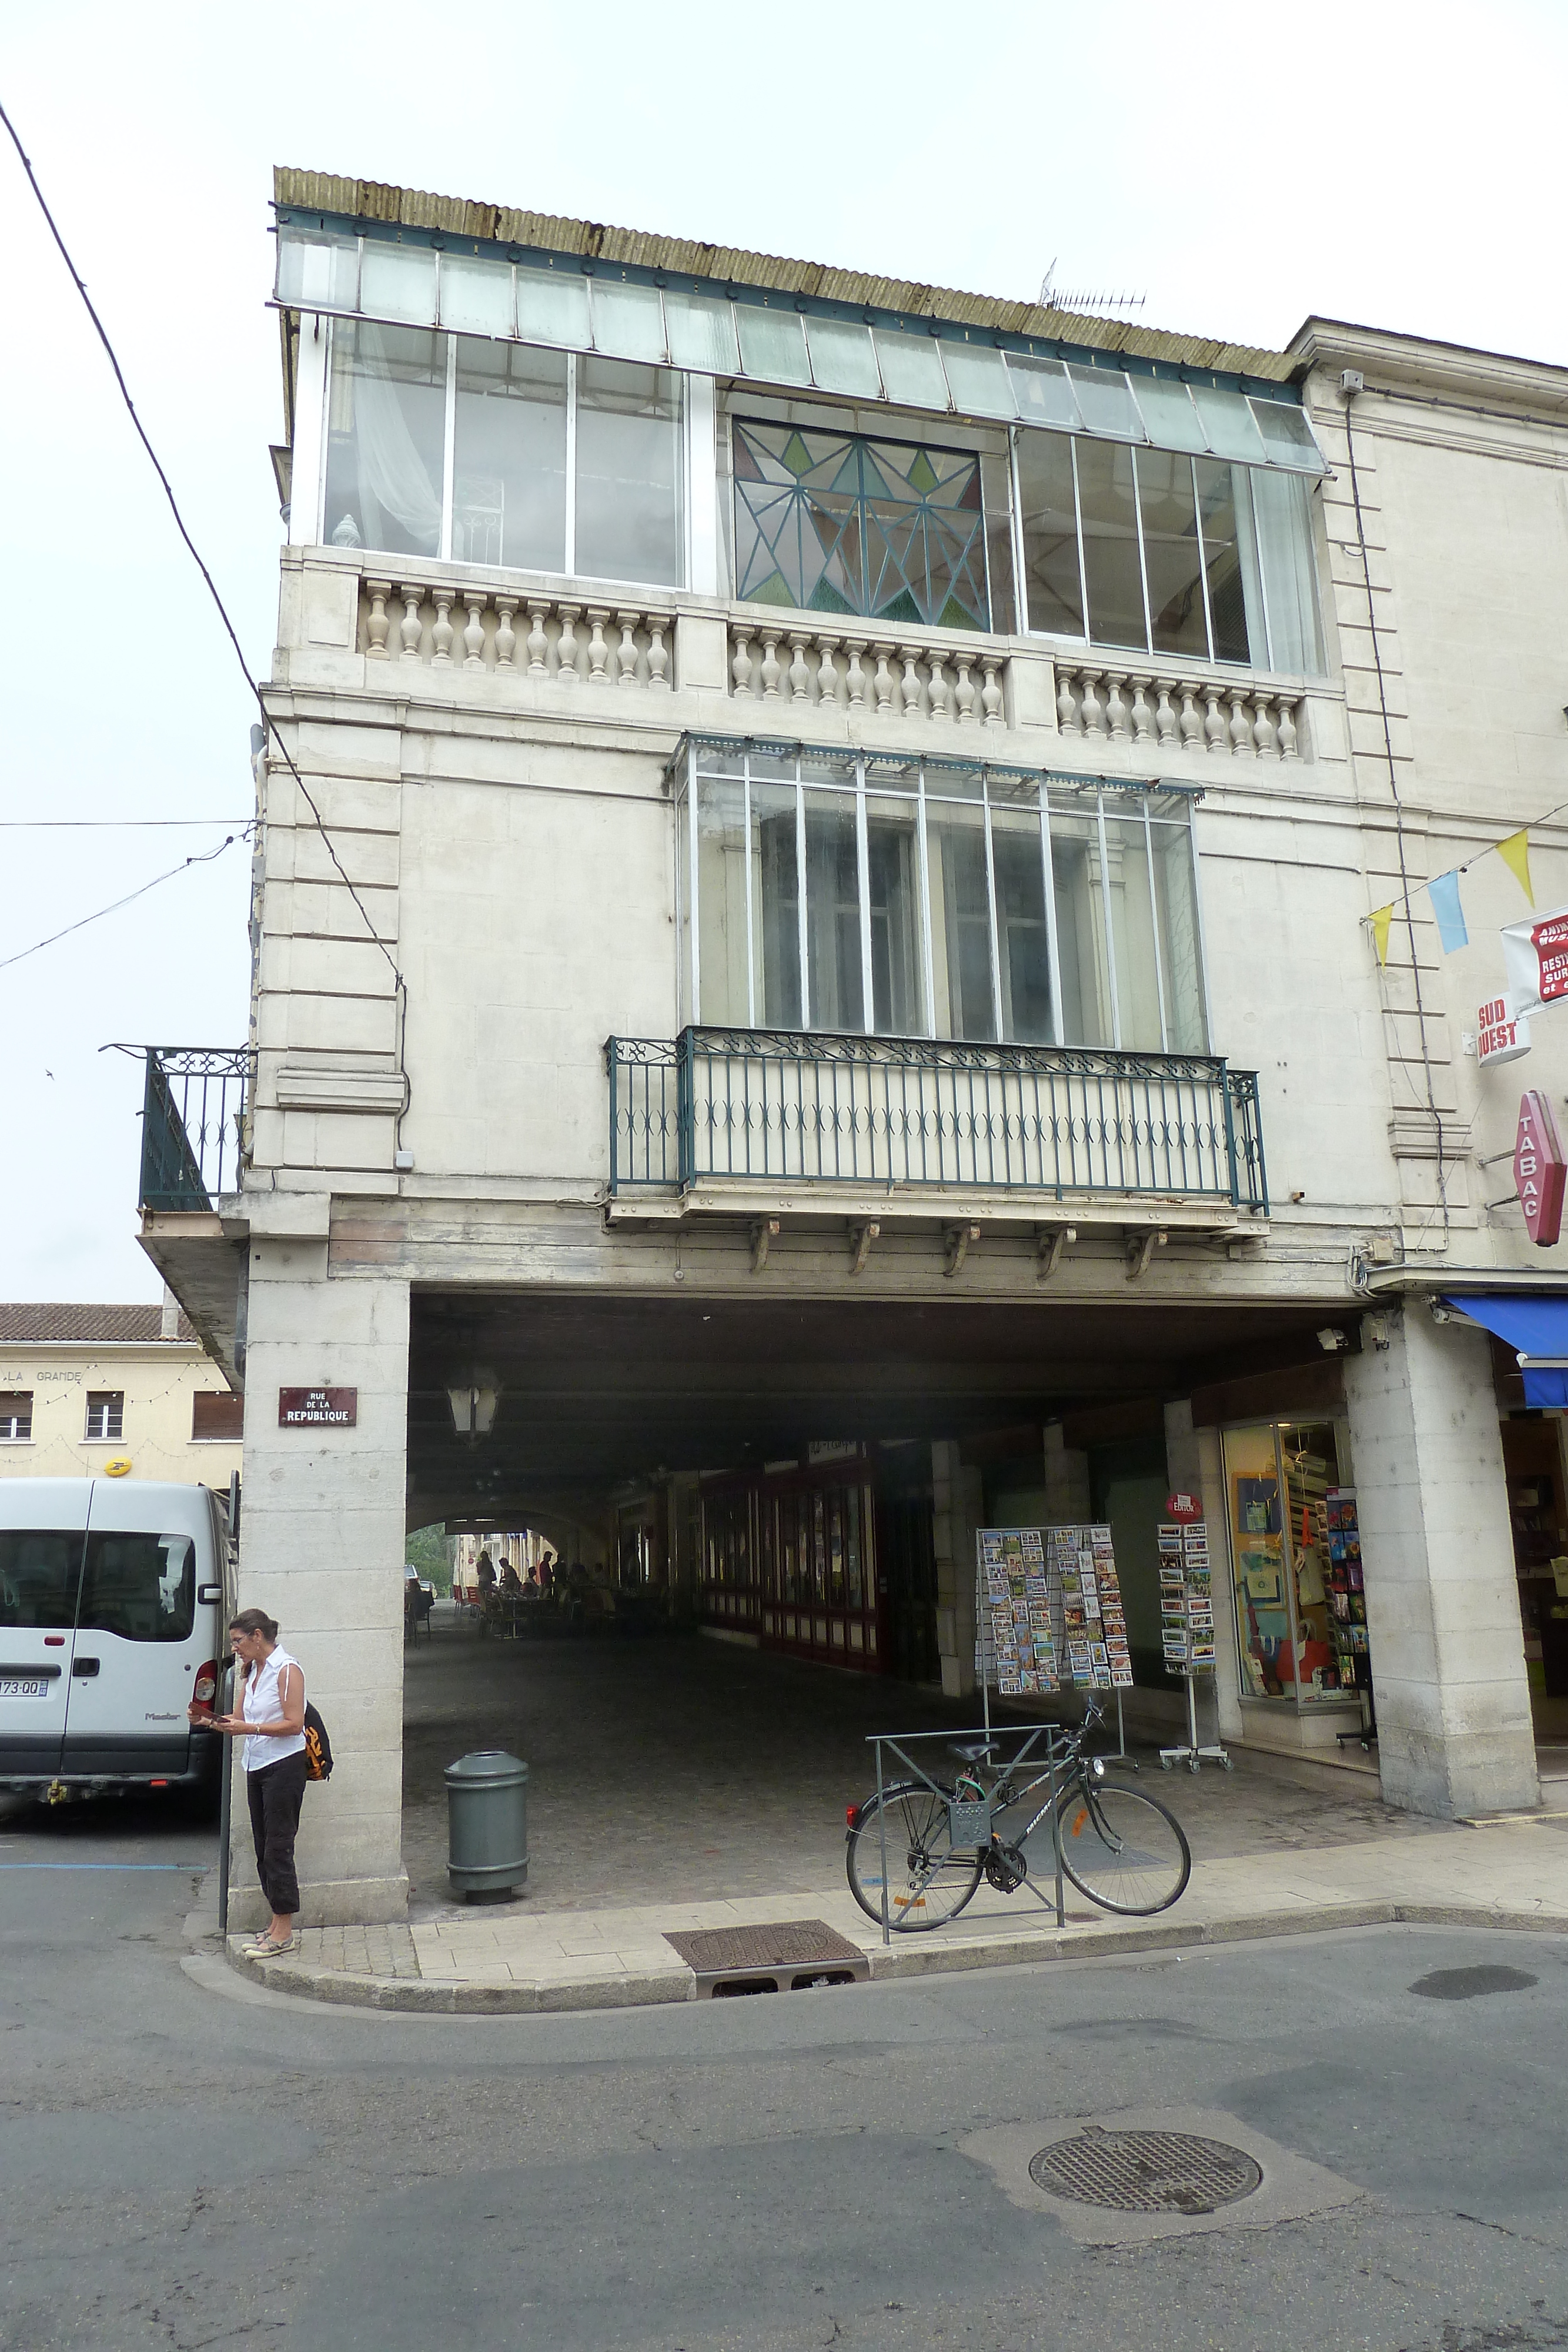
[1224,1419,1366,1710]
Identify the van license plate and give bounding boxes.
[0,1678,51,1699]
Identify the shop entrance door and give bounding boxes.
[1224,1419,1371,1736]
[1500,1415,1568,1740]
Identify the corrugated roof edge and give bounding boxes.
[273,166,1297,386]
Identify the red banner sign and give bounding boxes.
[1503,905,1568,1018]
[1534,917,1568,1005]
[1165,1491,1203,1521]
[1514,1093,1566,1248]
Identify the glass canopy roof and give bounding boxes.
[276,221,1327,475]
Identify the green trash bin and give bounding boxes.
[445,1749,528,1899]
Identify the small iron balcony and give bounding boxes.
[606,1029,1268,1213]
[135,1047,253,1211]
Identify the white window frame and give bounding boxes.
[84,1392,124,1444]
[1014,428,1303,677]
[0,1392,33,1444]
[289,312,331,548]
[683,751,1207,1055]
[315,321,691,596]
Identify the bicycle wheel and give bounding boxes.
[1056,1777,1191,1916]
[846,1782,984,1932]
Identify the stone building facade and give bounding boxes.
[140,170,1568,1923]
[0,1298,242,1491]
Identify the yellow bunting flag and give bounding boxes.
[1369,904,1394,965]
[1497,828,1533,905]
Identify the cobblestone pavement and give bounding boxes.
[400,1613,1459,1920]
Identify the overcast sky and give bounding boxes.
[2,0,1563,1303]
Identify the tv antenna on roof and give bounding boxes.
[1039,260,1146,318]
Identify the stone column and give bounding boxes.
[932,1439,982,1700]
[232,1227,412,1927]
[1344,1304,1539,1817]
[1042,1422,1091,1522]
[1165,1400,1241,1743]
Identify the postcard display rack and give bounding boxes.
[1325,1488,1376,1747]
[1158,1518,1232,1772]
[975,1525,1135,1756]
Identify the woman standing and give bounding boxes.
[190,1607,308,1955]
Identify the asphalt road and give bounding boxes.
[4,1789,1568,2352]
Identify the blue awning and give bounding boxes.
[1445,1293,1568,1407]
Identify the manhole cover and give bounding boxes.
[1409,1963,1537,2002]
[1029,2125,1262,2214]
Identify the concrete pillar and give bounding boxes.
[932,1439,982,1700]
[232,1233,412,1927]
[1043,1421,1091,1522]
[1345,1304,1539,1818]
[1165,1400,1241,1743]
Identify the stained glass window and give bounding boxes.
[731,421,989,632]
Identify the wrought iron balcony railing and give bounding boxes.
[136,1047,253,1211]
[607,1028,1268,1214]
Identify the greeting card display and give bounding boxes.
[1324,1488,1370,1691]
[975,1524,1133,1696]
[1045,1524,1134,1690]
[977,1528,1059,1697]
[1159,1519,1216,1677]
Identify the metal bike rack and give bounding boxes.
[863,1723,1070,1946]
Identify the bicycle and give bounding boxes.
[845,1700,1191,1932]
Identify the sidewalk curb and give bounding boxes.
[225,1938,697,2013]
[222,1897,1568,2013]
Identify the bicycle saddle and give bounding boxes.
[949,1740,999,1763]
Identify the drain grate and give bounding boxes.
[663,1917,868,1998]
[1029,2125,1262,2214]
[664,1919,864,1973]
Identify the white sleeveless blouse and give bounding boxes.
[241,1643,306,1772]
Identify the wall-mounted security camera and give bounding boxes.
[1316,1327,1348,1352]
[1340,369,1365,394]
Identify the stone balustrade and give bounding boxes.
[727,620,1008,728]
[1051,661,1303,761]
[343,569,1310,760]
[359,576,676,689]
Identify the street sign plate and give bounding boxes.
[278,1387,357,1428]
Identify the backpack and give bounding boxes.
[303,1702,334,1782]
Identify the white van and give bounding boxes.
[0,1479,232,1793]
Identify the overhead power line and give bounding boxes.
[0,98,409,1128]
[0,817,253,830]
[0,835,246,973]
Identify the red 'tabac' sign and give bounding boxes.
[1514,1092,1567,1248]
[1165,1491,1203,1521]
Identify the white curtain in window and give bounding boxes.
[1228,466,1269,675]
[352,323,443,549]
[1252,469,1325,676]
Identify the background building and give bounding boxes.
[136,169,1568,1925]
[0,1295,242,1489]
